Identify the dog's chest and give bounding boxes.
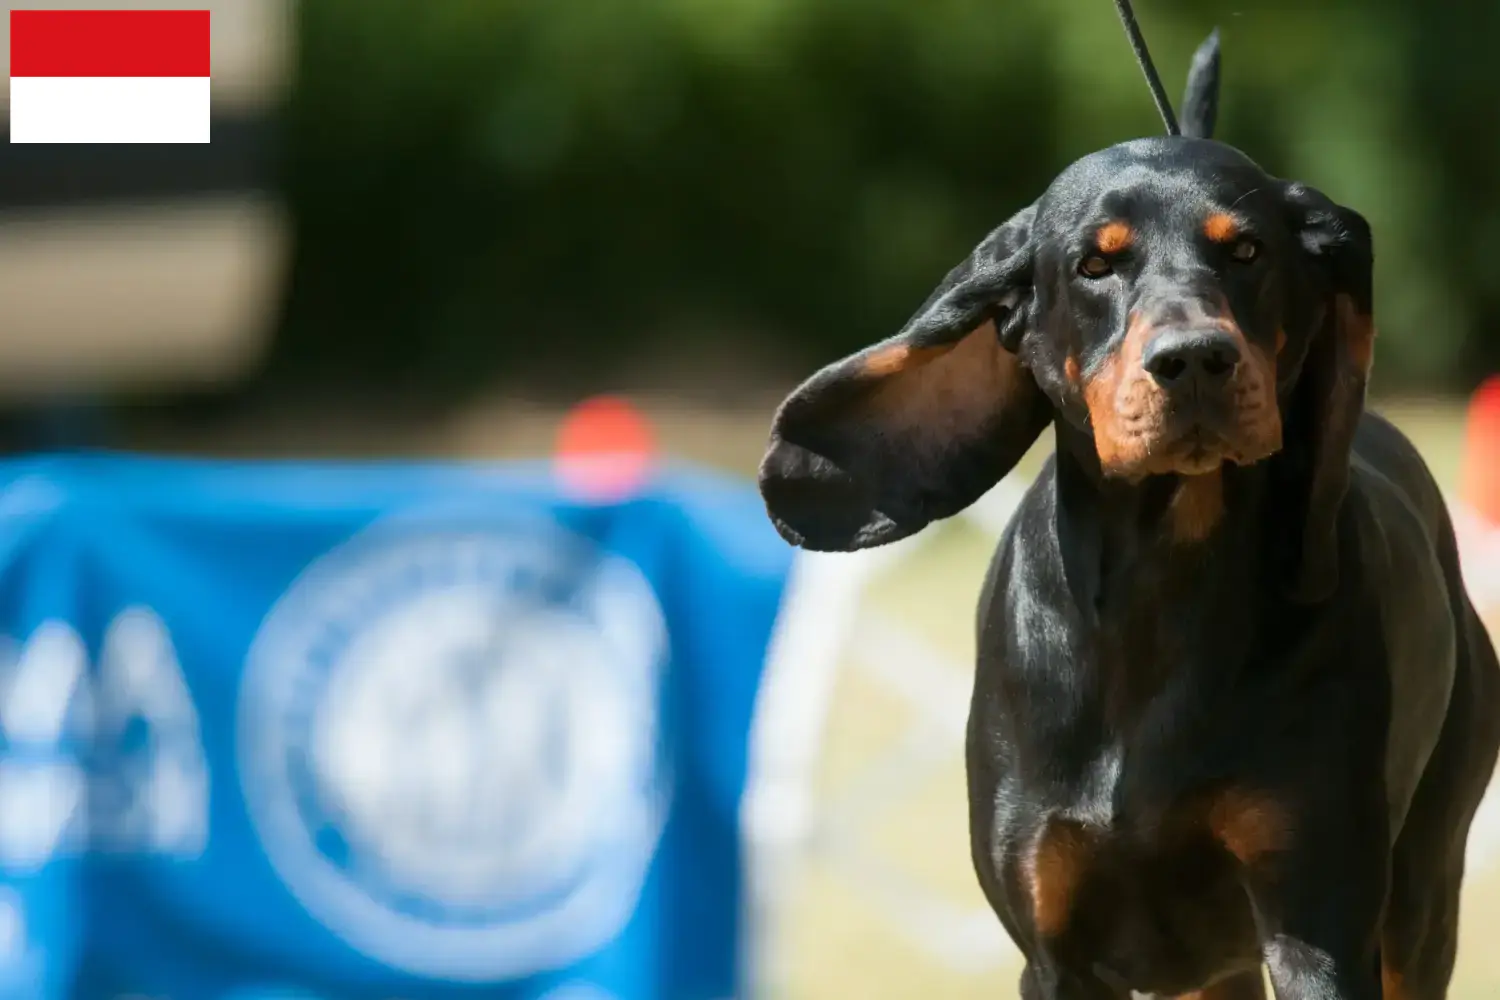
[1011,747,1268,993]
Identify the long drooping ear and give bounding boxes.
[1180,28,1221,139]
[759,205,1051,551]
[1281,182,1374,603]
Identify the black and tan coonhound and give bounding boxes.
[757,25,1500,1000]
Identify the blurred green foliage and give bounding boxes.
[270,0,1500,397]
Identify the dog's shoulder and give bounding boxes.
[1345,412,1462,670]
[1350,409,1448,543]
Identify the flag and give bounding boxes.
[9,10,210,144]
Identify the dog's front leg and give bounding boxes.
[1244,803,1388,1000]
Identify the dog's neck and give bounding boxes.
[1048,420,1287,715]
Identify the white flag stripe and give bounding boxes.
[9,77,210,144]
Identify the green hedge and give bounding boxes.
[269,0,1500,396]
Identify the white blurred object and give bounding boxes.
[742,477,1030,996]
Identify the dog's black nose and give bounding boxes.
[1142,328,1241,390]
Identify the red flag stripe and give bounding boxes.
[10,10,210,78]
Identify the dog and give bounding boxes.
[757,25,1500,1000]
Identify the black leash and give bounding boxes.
[1112,0,1180,136]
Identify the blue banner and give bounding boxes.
[0,454,794,1000]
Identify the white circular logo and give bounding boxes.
[238,512,670,980]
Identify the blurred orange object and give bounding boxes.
[1461,375,1500,525]
[554,394,657,502]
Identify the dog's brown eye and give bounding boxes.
[1230,238,1260,263]
[1078,255,1113,278]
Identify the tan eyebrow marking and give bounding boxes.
[1095,220,1135,254]
[1203,212,1240,243]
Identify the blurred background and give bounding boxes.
[4,0,1500,997]
[12,0,1500,455]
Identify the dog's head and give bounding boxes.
[758,135,1372,602]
